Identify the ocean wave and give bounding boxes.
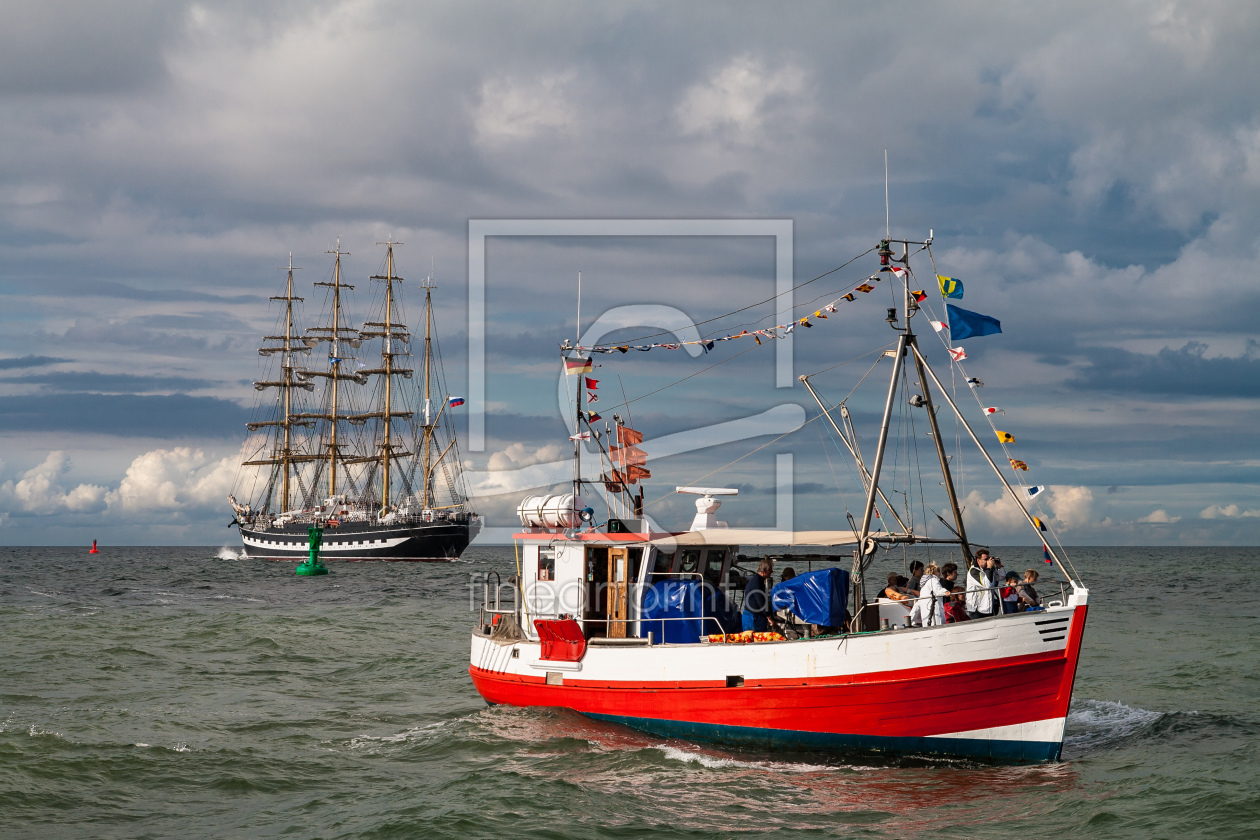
[347,720,455,751]
[216,546,247,560]
[1064,699,1166,752]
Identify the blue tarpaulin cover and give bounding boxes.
[639,580,738,643]
[771,568,849,629]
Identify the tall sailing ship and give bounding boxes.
[229,240,479,560]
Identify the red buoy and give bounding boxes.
[89,539,99,554]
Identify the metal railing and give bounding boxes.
[870,580,1070,630]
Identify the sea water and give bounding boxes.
[1,546,1257,839]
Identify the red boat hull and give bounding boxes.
[471,606,1088,762]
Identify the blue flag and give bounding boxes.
[946,304,1002,340]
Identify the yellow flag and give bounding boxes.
[996,431,1015,443]
[1009,458,1029,471]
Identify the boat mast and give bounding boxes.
[318,243,350,498]
[573,271,583,502]
[421,274,434,510]
[902,276,973,564]
[278,255,301,510]
[853,278,906,610]
[243,255,313,511]
[381,241,396,511]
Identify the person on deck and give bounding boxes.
[1018,569,1042,611]
[742,558,776,632]
[944,587,970,623]
[1001,572,1020,614]
[907,560,925,594]
[883,572,911,601]
[965,552,999,620]
[914,563,949,626]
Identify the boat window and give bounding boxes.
[627,548,644,584]
[538,547,555,582]
[678,549,701,576]
[703,549,727,587]
[653,550,674,576]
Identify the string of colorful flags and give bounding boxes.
[563,265,925,354]
[919,271,1058,563]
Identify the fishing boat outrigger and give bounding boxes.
[469,236,1088,763]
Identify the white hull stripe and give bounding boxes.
[241,536,409,551]
[927,716,1067,743]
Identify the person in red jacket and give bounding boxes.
[944,587,971,623]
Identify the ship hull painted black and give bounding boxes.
[239,521,474,561]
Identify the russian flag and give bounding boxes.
[448,396,466,407]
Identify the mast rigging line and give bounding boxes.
[567,246,878,348]
[630,344,894,512]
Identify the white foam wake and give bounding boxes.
[655,744,843,773]
[216,546,246,560]
[1064,699,1164,751]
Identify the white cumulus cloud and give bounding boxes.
[1200,503,1260,519]
[676,55,807,140]
[0,451,107,514]
[475,72,576,142]
[1139,509,1181,524]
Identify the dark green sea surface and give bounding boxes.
[1,546,1257,839]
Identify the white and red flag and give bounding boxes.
[984,406,1003,415]
[948,347,967,361]
[930,320,947,332]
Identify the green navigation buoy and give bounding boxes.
[296,526,329,576]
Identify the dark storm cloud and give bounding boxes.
[2,371,217,393]
[1,276,266,305]
[1066,341,1260,397]
[0,1,185,96]
[0,393,248,437]
[0,355,69,370]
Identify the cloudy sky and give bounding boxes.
[1,0,1257,547]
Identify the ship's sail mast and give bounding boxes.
[243,254,316,512]
[292,242,365,501]
[350,239,416,514]
[421,276,435,508]
[323,244,349,497]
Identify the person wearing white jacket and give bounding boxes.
[965,552,999,619]
[910,563,948,626]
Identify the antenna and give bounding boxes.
[576,271,582,345]
[885,149,890,239]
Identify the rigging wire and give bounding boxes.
[595,343,761,415]
[579,246,878,347]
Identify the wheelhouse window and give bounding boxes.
[678,549,701,576]
[652,550,675,576]
[538,547,555,582]
[703,549,727,587]
[627,548,644,585]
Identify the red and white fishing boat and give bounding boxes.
[469,236,1089,763]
